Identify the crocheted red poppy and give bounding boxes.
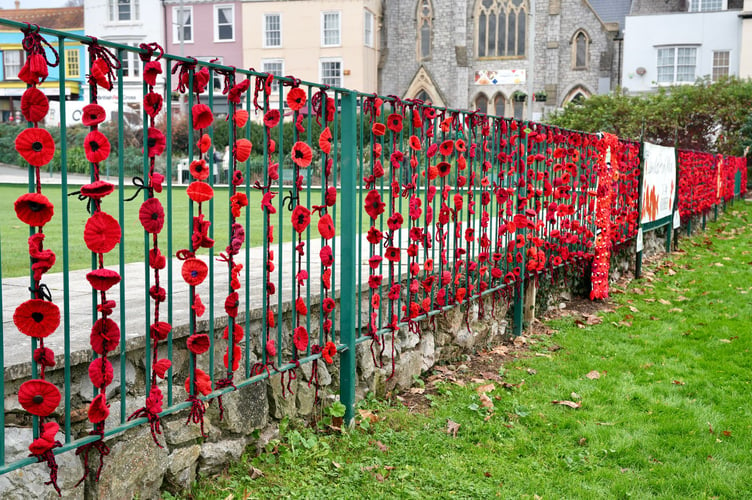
[197,134,212,154]
[234,109,249,128]
[320,245,333,267]
[455,138,467,152]
[235,138,252,162]
[84,211,121,253]
[264,109,281,128]
[84,130,111,164]
[150,321,172,341]
[364,190,385,219]
[14,192,54,227]
[145,385,163,414]
[86,268,121,292]
[322,268,331,289]
[322,297,335,313]
[293,326,309,351]
[90,58,112,90]
[322,341,337,364]
[88,393,109,423]
[372,122,386,136]
[319,127,332,154]
[147,127,166,157]
[154,358,172,379]
[181,258,208,286]
[13,299,60,338]
[80,180,115,200]
[384,246,401,262]
[291,141,313,168]
[225,291,239,318]
[318,213,335,240]
[91,317,120,351]
[185,368,212,396]
[81,103,106,127]
[386,113,403,133]
[143,60,162,86]
[186,181,214,203]
[291,205,311,233]
[224,344,242,371]
[187,333,210,355]
[192,104,213,130]
[29,424,57,455]
[287,87,307,111]
[409,135,422,151]
[139,197,165,234]
[88,357,114,387]
[18,53,48,85]
[33,347,56,368]
[149,248,166,270]
[18,379,60,417]
[20,87,49,123]
[189,159,209,181]
[15,128,55,167]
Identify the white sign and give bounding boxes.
[636,228,644,253]
[640,142,676,225]
[474,69,526,86]
[673,210,681,229]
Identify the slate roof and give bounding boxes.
[588,0,633,31]
[0,7,83,31]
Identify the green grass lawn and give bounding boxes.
[180,200,752,499]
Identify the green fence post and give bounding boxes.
[339,90,358,426]
[513,280,525,337]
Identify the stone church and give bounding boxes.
[378,0,631,119]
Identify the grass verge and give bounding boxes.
[183,200,752,499]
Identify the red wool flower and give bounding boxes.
[184,368,212,396]
[139,197,165,234]
[84,211,121,253]
[82,103,106,126]
[80,180,115,200]
[88,357,114,387]
[225,292,239,317]
[189,159,209,181]
[33,347,56,368]
[193,293,206,317]
[322,341,337,364]
[322,297,335,313]
[86,268,121,292]
[197,134,212,154]
[291,141,313,168]
[387,113,403,133]
[234,109,249,128]
[224,344,242,371]
[88,393,110,423]
[89,58,112,90]
[150,321,172,341]
[143,92,163,118]
[291,205,311,233]
[181,258,208,286]
[18,53,48,85]
[13,299,60,338]
[18,379,61,417]
[322,268,331,289]
[15,128,55,167]
[187,334,211,355]
[192,104,213,130]
[384,246,401,262]
[319,127,333,154]
[84,130,111,164]
[320,245,333,267]
[147,127,166,157]
[145,385,163,414]
[372,122,386,136]
[439,140,454,156]
[186,181,214,203]
[409,135,422,151]
[367,226,383,244]
[143,60,162,86]
[14,192,54,227]
[293,326,309,351]
[20,87,49,123]
[154,359,172,379]
[364,189,385,220]
[318,213,335,240]
[235,138,253,162]
[264,109,281,128]
[287,87,307,111]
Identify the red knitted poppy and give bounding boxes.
[192,104,213,130]
[234,109,249,128]
[14,192,54,227]
[20,87,49,123]
[386,113,403,133]
[184,368,212,396]
[18,379,60,417]
[88,393,110,423]
[291,205,311,233]
[287,87,307,111]
[186,182,214,203]
[84,130,112,164]
[319,127,333,154]
[88,357,114,387]
[84,211,121,254]
[143,92,163,118]
[293,326,309,351]
[81,103,106,126]
[187,334,211,355]
[235,138,252,162]
[291,141,313,168]
[143,60,162,86]
[196,133,212,154]
[150,321,172,341]
[181,258,208,286]
[86,268,121,292]
[139,197,165,234]
[80,180,115,200]
[224,292,239,318]
[146,127,166,157]
[15,128,55,167]
[318,213,335,240]
[154,359,172,379]
[13,299,60,338]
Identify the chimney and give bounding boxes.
[15,1,20,9]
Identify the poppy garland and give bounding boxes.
[13,24,64,496]
[127,42,172,452]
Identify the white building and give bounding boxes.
[83,0,165,116]
[622,0,743,93]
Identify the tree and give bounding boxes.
[546,77,752,157]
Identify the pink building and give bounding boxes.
[163,0,244,114]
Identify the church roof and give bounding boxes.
[588,0,632,31]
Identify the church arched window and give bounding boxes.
[476,0,528,58]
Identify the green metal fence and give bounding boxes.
[0,19,747,488]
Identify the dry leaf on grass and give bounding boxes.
[658,299,672,305]
[585,370,600,380]
[479,393,495,410]
[446,419,460,438]
[668,308,683,313]
[249,466,264,480]
[358,409,380,423]
[552,400,581,409]
[476,383,496,394]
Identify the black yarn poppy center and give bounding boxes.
[28,201,44,212]
[151,212,159,220]
[294,149,305,159]
[32,141,43,152]
[89,113,98,121]
[148,138,157,148]
[32,394,44,404]
[90,141,100,152]
[31,311,44,322]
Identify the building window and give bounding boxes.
[262,59,284,94]
[65,49,79,79]
[2,50,23,80]
[476,0,528,58]
[415,89,431,103]
[322,11,341,47]
[364,9,374,47]
[475,94,488,114]
[656,46,697,84]
[264,14,282,47]
[712,50,730,81]
[320,58,342,87]
[110,0,139,22]
[173,6,193,43]
[120,44,141,80]
[417,0,433,60]
[493,94,506,117]
[214,5,234,42]
[196,57,224,94]
[572,30,589,69]
[688,0,724,12]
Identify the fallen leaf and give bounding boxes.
[513,336,527,347]
[578,437,587,446]
[583,314,602,325]
[491,345,509,356]
[484,471,492,477]
[666,268,676,275]
[527,368,537,375]
[658,299,672,305]
[672,380,685,386]
[332,461,341,469]
[722,430,732,437]
[585,370,600,380]
[479,393,494,410]
[708,422,714,434]
[446,419,460,438]
[552,400,581,409]
[375,473,385,482]
[409,387,425,394]
[629,306,640,313]
[719,338,732,343]
[667,308,683,313]
[675,295,689,302]
[370,440,389,452]
[249,466,264,480]
[713,262,724,267]
[358,409,380,423]
[476,383,496,394]
[619,321,633,327]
